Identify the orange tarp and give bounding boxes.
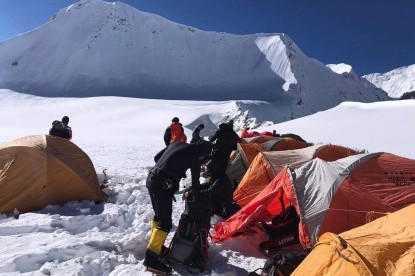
[212,169,294,243]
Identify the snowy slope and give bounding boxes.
[0,0,388,122]
[363,64,415,98]
[258,100,415,159]
[0,89,413,275]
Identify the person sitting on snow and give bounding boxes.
[49,120,71,139]
[61,116,72,140]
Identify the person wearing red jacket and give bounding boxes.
[163,117,187,146]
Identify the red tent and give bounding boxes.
[212,152,415,249]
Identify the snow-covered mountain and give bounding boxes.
[0,0,388,125]
[363,64,415,99]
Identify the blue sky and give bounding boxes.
[1,0,414,75]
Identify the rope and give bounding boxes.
[366,211,375,223]
[327,208,391,223]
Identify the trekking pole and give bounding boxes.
[101,169,108,188]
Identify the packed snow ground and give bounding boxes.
[0,89,414,275]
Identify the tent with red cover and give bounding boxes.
[212,152,415,250]
[233,144,362,207]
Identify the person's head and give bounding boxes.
[198,123,204,129]
[195,140,212,159]
[172,117,179,123]
[62,116,69,125]
[228,119,234,127]
[52,120,63,129]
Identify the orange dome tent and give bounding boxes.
[0,135,108,214]
[234,144,362,207]
[226,138,308,186]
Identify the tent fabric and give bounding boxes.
[226,138,309,186]
[260,139,281,151]
[0,135,108,214]
[233,144,361,207]
[241,136,276,144]
[318,152,415,240]
[264,137,308,151]
[292,203,415,276]
[292,233,373,276]
[213,152,415,250]
[292,153,378,248]
[226,143,267,186]
[212,169,294,243]
[237,143,267,165]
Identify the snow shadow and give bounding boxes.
[37,200,105,216]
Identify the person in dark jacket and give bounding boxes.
[201,174,237,219]
[49,120,71,139]
[206,121,240,176]
[144,140,212,274]
[183,172,240,219]
[190,123,205,143]
[62,116,72,140]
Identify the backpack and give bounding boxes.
[259,206,301,257]
[248,251,307,276]
[165,194,211,272]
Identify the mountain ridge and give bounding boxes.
[363,64,415,99]
[0,0,389,125]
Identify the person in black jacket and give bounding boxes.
[61,116,72,140]
[190,123,204,143]
[206,121,240,176]
[49,120,71,139]
[144,140,212,274]
[201,174,238,218]
[183,171,241,220]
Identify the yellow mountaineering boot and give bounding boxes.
[151,220,157,232]
[150,220,168,257]
[144,228,172,275]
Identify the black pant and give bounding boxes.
[146,172,176,232]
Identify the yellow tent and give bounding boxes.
[292,203,415,276]
[0,135,108,214]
